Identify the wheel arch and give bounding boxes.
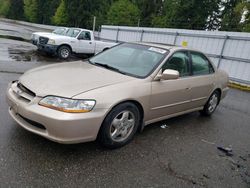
[102,47,110,52]
[98,99,145,135]
[214,88,222,104]
[57,44,72,53]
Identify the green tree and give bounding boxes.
[24,0,38,22]
[160,0,222,30]
[37,0,60,24]
[107,0,140,26]
[7,0,24,20]
[52,0,69,26]
[234,0,250,32]
[0,0,10,16]
[151,16,166,28]
[133,0,163,27]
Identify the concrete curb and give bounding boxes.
[228,80,250,92]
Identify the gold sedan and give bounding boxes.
[6,42,229,148]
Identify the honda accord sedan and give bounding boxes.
[6,42,229,148]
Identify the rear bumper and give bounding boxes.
[6,83,108,144]
[37,44,58,54]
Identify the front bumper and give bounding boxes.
[6,82,108,144]
[37,44,58,54]
[31,39,38,46]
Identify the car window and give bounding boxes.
[162,51,190,77]
[78,31,91,40]
[90,43,168,78]
[191,52,214,75]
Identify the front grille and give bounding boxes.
[39,37,49,45]
[17,82,36,97]
[18,114,46,130]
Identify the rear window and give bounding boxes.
[191,52,214,75]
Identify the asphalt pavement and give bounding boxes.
[0,20,250,188]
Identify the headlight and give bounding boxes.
[47,39,55,45]
[32,34,38,40]
[39,96,96,113]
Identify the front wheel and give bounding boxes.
[57,45,71,59]
[200,91,220,116]
[98,102,140,149]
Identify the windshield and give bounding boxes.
[52,28,68,35]
[64,28,81,38]
[90,43,168,78]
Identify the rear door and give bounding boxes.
[150,51,193,120]
[188,51,215,108]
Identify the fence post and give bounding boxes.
[116,28,120,43]
[173,32,179,45]
[140,30,144,42]
[217,35,229,68]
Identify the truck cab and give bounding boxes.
[33,28,117,59]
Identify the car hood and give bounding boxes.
[47,35,74,41]
[19,61,135,98]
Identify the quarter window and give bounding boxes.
[191,52,214,75]
[162,52,190,77]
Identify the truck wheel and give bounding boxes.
[98,102,140,149]
[57,45,71,59]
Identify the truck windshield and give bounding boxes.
[89,43,169,78]
[64,29,81,38]
[52,28,68,35]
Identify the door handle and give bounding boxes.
[89,42,92,44]
[185,87,191,90]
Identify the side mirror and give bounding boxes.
[156,69,179,80]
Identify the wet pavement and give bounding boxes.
[0,20,250,187]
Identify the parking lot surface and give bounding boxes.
[0,20,250,188]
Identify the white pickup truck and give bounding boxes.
[32,28,117,59]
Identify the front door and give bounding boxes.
[77,31,95,54]
[149,51,192,120]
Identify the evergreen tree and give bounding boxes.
[107,0,140,26]
[52,0,69,26]
[133,0,164,27]
[37,0,60,24]
[162,0,222,30]
[24,0,38,22]
[7,0,24,20]
[0,0,10,16]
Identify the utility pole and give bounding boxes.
[93,16,96,32]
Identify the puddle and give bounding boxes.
[0,34,84,63]
[0,34,29,43]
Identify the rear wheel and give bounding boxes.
[98,102,140,149]
[57,45,71,59]
[200,90,220,116]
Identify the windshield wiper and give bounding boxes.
[91,62,127,75]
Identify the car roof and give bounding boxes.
[135,42,197,52]
[69,28,92,32]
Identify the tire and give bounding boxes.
[57,45,71,59]
[98,102,140,149]
[200,90,220,116]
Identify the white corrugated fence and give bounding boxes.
[100,25,250,84]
